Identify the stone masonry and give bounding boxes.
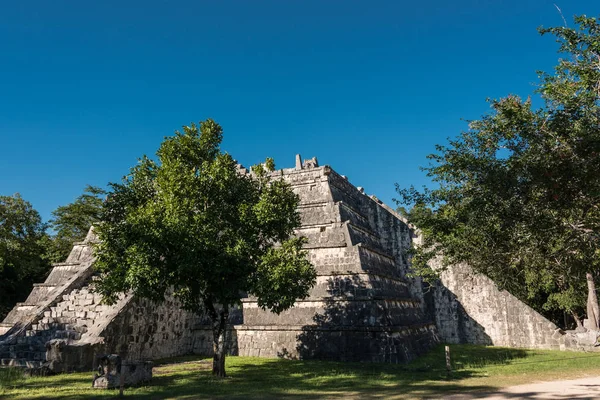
[234,156,437,362]
[0,155,579,371]
[429,263,568,349]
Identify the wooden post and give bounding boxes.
[445,345,451,375]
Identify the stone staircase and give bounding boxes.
[0,225,201,372]
[0,283,127,368]
[0,228,102,369]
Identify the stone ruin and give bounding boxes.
[92,354,152,389]
[0,155,586,372]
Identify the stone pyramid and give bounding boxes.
[235,156,438,362]
[0,156,437,370]
[3,155,576,373]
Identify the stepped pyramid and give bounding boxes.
[4,155,575,372]
[0,156,437,370]
[0,229,102,368]
[235,156,438,362]
[0,230,204,372]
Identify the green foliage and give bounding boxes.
[397,16,600,320]
[94,119,315,375]
[0,194,51,319]
[251,237,314,314]
[46,185,105,263]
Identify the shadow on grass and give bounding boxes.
[5,345,597,400]
[443,345,529,370]
[1,346,529,400]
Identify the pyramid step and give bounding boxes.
[44,263,86,285]
[32,320,87,331]
[51,262,82,267]
[26,325,61,336]
[15,303,38,310]
[0,325,11,336]
[46,320,86,329]
[0,323,13,334]
[32,283,57,288]
[23,285,59,305]
[25,324,84,338]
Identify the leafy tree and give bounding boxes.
[47,185,106,263]
[94,119,316,376]
[0,194,51,319]
[397,16,600,329]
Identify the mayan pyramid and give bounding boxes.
[234,156,438,361]
[2,155,575,372]
[0,156,438,370]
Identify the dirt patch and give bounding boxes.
[443,376,600,399]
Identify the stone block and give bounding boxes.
[92,355,152,389]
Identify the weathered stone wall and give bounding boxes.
[235,327,298,358]
[430,263,566,349]
[99,296,204,361]
[234,324,437,362]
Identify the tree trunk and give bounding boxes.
[587,272,600,331]
[211,306,229,377]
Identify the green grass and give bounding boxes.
[2,345,600,399]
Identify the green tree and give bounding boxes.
[94,119,316,376]
[397,15,600,329]
[0,194,51,319]
[47,185,106,263]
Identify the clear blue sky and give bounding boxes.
[0,0,597,222]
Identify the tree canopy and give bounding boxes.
[397,15,600,328]
[0,194,51,319]
[94,119,316,376]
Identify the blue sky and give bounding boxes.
[0,0,597,222]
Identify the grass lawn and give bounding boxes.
[2,345,600,399]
